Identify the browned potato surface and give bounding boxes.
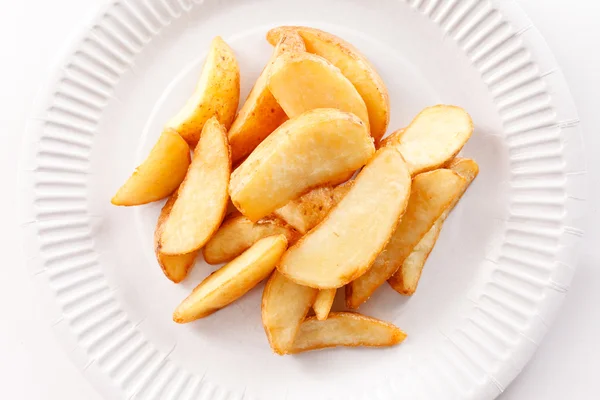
[228,31,305,164]
[229,108,374,221]
[174,235,288,323]
[288,312,406,354]
[262,271,318,354]
[111,129,190,206]
[160,117,231,255]
[166,37,240,146]
[267,26,390,143]
[278,147,411,289]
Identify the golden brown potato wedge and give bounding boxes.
[346,169,466,309]
[278,147,411,289]
[173,234,288,323]
[267,26,390,143]
[111,129,190,206]
[388,158,479,295]
[268,52,369,130]
[229,108,374,222]
[262,271,318,355]
[154,194,198,283]
[166,36,240,146]
[288,312,406,354]
[159,117,231,255]
[228,32,305,164]
[313,289,336,320]
[273,181,353,234]
[383,105,473,175]
[203,215,300,265]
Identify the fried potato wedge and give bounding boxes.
[268,52,369,130]
[273,181,353,234]
[278,147,411,289]
[229,108,374,221]
[313,289,336,320]
[203,215,300,265]
[262,271,318,354]
[154,194,198,283]
[228,32,305,164]
[159,117,231,255]
[267,26,390,143]
[174,235,288,323]
[384,105,473,175]
[111,129,190,206]
[166,36,240,146]
[346,169,466,309]
[388,158,479,295]
[288,312,406,354]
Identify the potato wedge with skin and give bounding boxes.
[228,32,305,164]
[160,117,231,255]
[278,147,411,289]
[384,105,473,175]
[346,169,466,309]
[268,52,370,130]
[229,108,374,222]
[166,36,240,146]
[262,271,318,355]
[154,194,198,283]
[111,129,190,206]
[313,289,336,320]
[174,235,288,323]
[288,312,406,354]
[273,181,353,234]
[203,215,300,265]
[267,26,390,143]
[388,158,479,295]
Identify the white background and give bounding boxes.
[1,0,598,399]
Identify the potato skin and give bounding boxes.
[228,31,305,164]
[267,26,390,144]
[166,36,240,147]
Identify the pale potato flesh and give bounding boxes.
[273,181,353,234]
[202,215,300,265]
[379,128,404,149]
[111,129,190,206]
[267,26,390,143]
[268,52,370,130]
[384,105,473,175]
[228,31,305,164]
[229,108,374,221]
[166,36,240,146]
[262,271,318,354]
[388,158,479,295]
[313,289,336,320]
[278,147,411,289]
[346,169,466,309]
[288,312,406,354]
[154,194,198,283]
[159,117,231,255]
[173,235,288,323]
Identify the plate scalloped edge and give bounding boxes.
[17,0,587,399]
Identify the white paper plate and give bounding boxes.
[19,0,587,399]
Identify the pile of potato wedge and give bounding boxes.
[112,26,478,355]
